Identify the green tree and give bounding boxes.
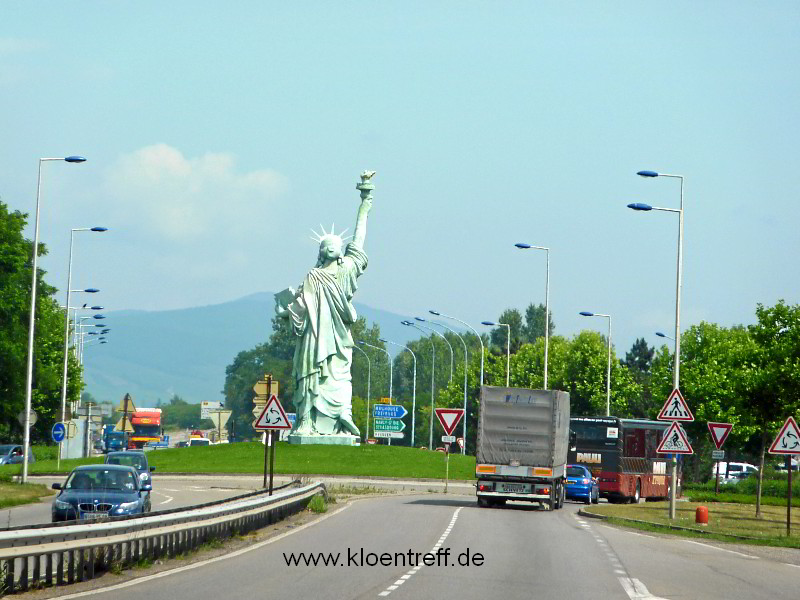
[522,303,555,344]
[622,338,657,418]
[0,200,81,442]
[488,308,524,354]
[160,395,214,430]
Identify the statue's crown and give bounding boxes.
[310,223,350,246]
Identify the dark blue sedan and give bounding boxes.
[565,464,599,505]
[51,464,152,522]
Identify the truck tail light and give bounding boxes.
[541,488,550,495]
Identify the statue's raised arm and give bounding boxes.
[351,170,375,249]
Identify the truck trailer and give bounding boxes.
[475,386,570,510]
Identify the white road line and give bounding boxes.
[618,577,670,600]
[377,507,462,597]
[682,540,759,559]
[150,491,174,505]
[53,502,353,600]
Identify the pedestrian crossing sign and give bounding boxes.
[657,388,694,422]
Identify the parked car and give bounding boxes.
[51,464,151,522]
[565,464,599,504]
[176,441,189,448]
[0,444,35,465]
[104,451,155,488]
[188,438,210,447]
[712,461,758,483]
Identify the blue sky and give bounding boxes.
[2,2,798,358]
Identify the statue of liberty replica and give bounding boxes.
[274,171,375,444]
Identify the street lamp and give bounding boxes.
[358,341,392,444]
[352,344,371,441]
[22,155,86,483]
[481,321,511,387]
[514,243,550,389]
[381,338,416,447]
[655,331,675,342]
[416,317,468,454]
[632,168,686,520]
[402,320,436,449]
[579,311,612,417]
[60,226,108,452]
[429,309,484,447]
[414,318,453,382]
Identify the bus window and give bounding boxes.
[624,429,645,458]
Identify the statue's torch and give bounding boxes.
[357,170,376,201]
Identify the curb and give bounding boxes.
[577,508,764,541]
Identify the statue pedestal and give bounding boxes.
[287,433,361,446]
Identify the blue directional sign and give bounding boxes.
[373,405,408,419]
[51,422,66,443]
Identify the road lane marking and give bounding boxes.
[681,540,758,559]
[150,491,174,505]
[53,502,352,600]
[618,577,670,600]
[376,507,462,597]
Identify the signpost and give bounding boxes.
[252,376,291,494]
[434,408,465,494]
[707,422,733,494]
[52,422,66,470]
[769,416,800,536]
[372,402,405,444]
[656,422,694,454]
[657,388,694,520]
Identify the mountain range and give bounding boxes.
[83,292,419,406]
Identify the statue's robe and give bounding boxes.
[287,243,368,435]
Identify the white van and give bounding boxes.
[712,461,758,482]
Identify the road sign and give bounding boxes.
[707,422,733,449]
[201,401,223,420]
[253,379,279,397]
[116,394,136,413]
[712,450,725,460]
[769,416,800,455]
[373,404,407,419]
[17,410,37,427]
[442,435,455,443]
[374,431,404,439]
[657,422,694,454]
[367,438,378,445]
[457,437,464,449]
[434,408,464,436]
[52,422,66,443]
[66,421,78,439]
[115,417,135,433]
[373,418,406,432]
[378,397,392,405]
[657,388,694,422]
[210,410,231,430]
[253,395,292,430]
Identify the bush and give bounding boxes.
[32,445,58,461]
[685,475,800,499]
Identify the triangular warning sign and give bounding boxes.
[434,408,464,436]
[707,422,733,450]
[657,388,694,422]
[768,416,800,455]
[656,422,694,454]
[253,395,292,430]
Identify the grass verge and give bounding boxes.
[0,481,55,509]
[585,500,800,548]
[16,442,477,480]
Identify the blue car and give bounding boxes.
[51,464,151,522]
[105,450,155,489]
[565,464,599,505]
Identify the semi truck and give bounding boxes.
[475,386,571,510]
[128,409,163,449]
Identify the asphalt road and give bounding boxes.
[5,473,475,527]
[49,494,800,600]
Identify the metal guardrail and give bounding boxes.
[0,481,325,594]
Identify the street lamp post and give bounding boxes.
[579,311,612,417]
[60,229,106,460]
[413,318,453,382]
[514,243,550,389]
[357,341,392,444]
[481,321,511,386]
[416,318,468,454]
[402,321,436,449]
[381,338,416,448]
[429,309,484,449]
[631,169,686,520]
[22,155,86,483]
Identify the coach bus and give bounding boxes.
[568,416,679,503]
